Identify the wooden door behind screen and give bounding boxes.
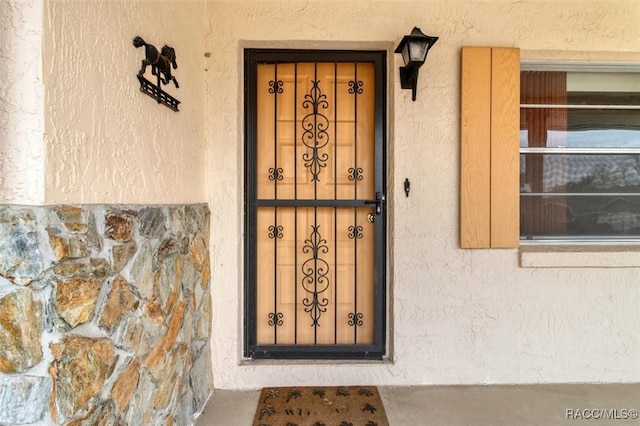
[245,50,387,359]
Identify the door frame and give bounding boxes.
[243,49,387,359]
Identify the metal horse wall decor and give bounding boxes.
[133,36,180,111]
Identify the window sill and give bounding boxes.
[519,244,640,268]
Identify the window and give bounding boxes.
[520,63,640,242]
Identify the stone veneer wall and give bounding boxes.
[0,204,213,425]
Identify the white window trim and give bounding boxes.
[520,244,640,268]
[521,60,640,73]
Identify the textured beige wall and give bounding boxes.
[43,0,206,204]
[0,0,45,204]
[205,0,640,389]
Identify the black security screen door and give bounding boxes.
[244,50,387,359]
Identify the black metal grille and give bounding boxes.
[245,50,387,360]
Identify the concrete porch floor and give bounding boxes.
[197,384,640,425]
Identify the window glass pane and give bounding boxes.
[520,129,640,149]
[568,91,640,106]
[522,71,640,105]
[521,154,640,193]
[521,194,640,238]
[520,108,640,148]
[567,72,640,102]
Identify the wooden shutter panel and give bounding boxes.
[460,47,520,248]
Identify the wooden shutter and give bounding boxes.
[460,47,520,248]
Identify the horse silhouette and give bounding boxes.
[133,36,179,88]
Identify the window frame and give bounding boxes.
[519,60,640,244]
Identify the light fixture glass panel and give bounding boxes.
[409,41,429,63]
[401,44,410,67]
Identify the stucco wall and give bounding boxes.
[205,0,640,389]
[0,0,45,204]
[43,0,206,204]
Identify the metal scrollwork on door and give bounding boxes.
[347,225,363,239]
[348,312,364,327]
[268,167,284,181]
[301,225,330,326]
[268,312,284,327]
[348,79,364,95]
[302,80,330,181]
[348,167,364,182]
[268,225,284,239]
[269,79,284,94]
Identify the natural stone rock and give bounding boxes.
[128,240,154,300]
[66,399,118,426]
[116,315,165,357]
[109,358,140,415]
[48,228,69,260]
[111,241,137,272]
[99,275,138,332]
[68,237,88,259]
[188,233,208,272]
[196,205,211,241]
[0,288,43,373]
[176,382,194,426]
[91,400,119,426]
[184,205,208,236]
[151,343,189,411]
[144,300,186,369]
[53,258,111,280]
[180,296,194,344]
[167,206,185,236]
[155,255,183,314]
[180,235,191,255]
[47,230,88,261]
[189,260,206,313]
[55,278,101,328]
[105,210,136,242]
[144,297,165,323]
[44,293,63,334]
[124,370,154,426]
[85,212,103,252]
[190,342,213,414]
[195,292,212,341]
[156,236,181,263]
[0,375,52,424]
[188,233,211,292]
[181,256,198,298]
[138,207,166,239]
[54,206,88,233]
[49,335,117,422]
[0,208,43,285]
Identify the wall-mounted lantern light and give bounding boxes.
[394,27,438,101]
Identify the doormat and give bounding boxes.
[252,386,389,426]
